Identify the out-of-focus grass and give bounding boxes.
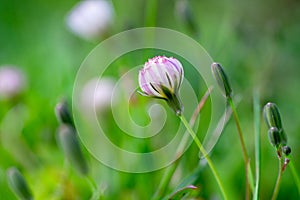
[0,0,300,199]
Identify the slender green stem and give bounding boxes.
[228,97,248,162]
[248,161,255,192]
[151,115,197,200]
[253,90,261,200]
[152,118,193,200]
[228,97,250,199]
[152,88,212,200]
[272,158,283,200]
[289,159,300,195]
[180,115,228,200]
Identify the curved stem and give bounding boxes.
[228,97,248,163]
[228,97,251,199]
[180,115,228,200]
[152,88,212,200]
[272,158,283,200]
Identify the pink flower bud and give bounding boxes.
[138,56,184,115]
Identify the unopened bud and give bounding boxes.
[279,129,288,146]
[55,101,74,127]
[57,124,88,176]
[7,167,33,200]
[282,146,291,156]
[263,102,282,129]
[139,56,184,115]
[211,63,232,98]
[268,127,281,148]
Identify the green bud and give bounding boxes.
[263,102,282,129]
[57,124,88,176]
[211,62,232,98]
[55,101,74,127]
[7,167,33,200]
[279,129,288,146]
[282,146,291,156]
[268,127,281,148]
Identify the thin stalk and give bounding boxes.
[180,115,228,200]
[248,160,255,192]
[289,159,300,195]
[152,88,212,200]
[253,90,261,200]
[228,97,250,199]
[228,97,248,162]
[271,158,283,200]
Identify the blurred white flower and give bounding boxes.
[0,66,26,100]
[66,0,114,40]
[80,77,117,113]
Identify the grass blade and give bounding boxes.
[253,89,261,200]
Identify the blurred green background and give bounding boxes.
[0,0,300,199]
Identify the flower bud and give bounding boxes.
[57,124,88,176]
[263,102,288,146]
[279,129,288,146]
[211,62,232,98]
[138,56,184,115]
[55,101,74,127]
[268,127,281,148]
[263,102,282,129]
[7,167,33,200]
[282,145,291,156]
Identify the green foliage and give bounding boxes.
[1,0,300,199]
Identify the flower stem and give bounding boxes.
[228,97,251,199]
[152,88,212,200]
[272,157,283,200]
[228,97,248,163]
[179,115,228,200]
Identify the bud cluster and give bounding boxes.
[263,102,291,170]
